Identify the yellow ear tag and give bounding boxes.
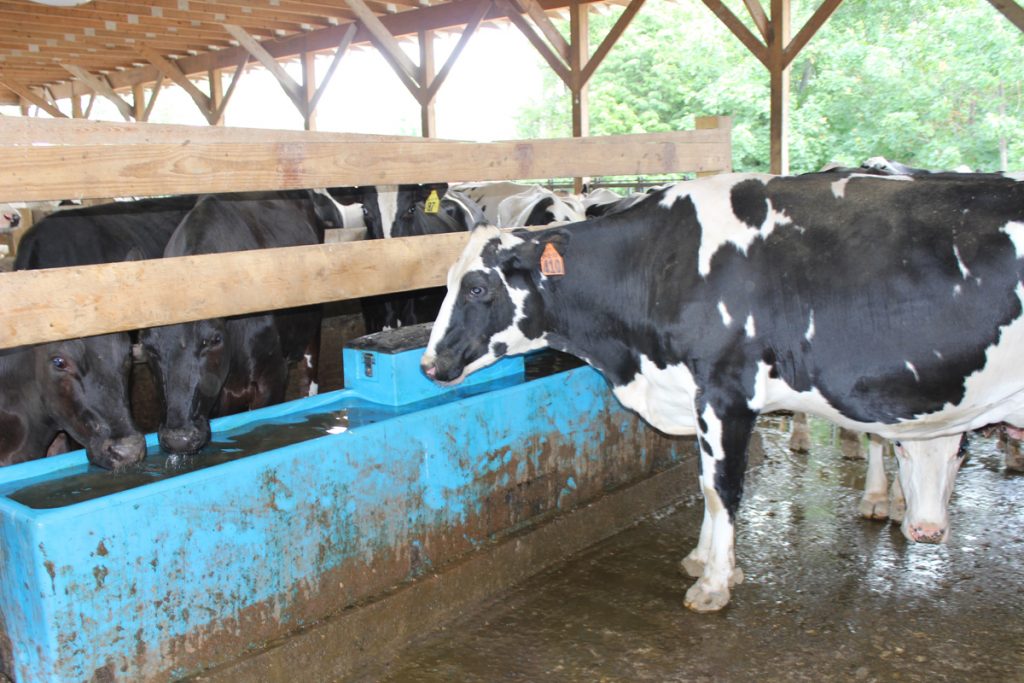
[540,242,565,276]
[424,190,441,214]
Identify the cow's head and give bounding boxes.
[893,434,967,544]
[328,184,449,240]
[421,226,568,384]
[139,318,230,455]
[34,333,145,469]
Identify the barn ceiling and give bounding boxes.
[0,0,604,106]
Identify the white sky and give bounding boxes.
[7,23,547,142]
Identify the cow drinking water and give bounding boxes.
[422,171,1024,612]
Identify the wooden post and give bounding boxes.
[570,0,589,193]
[133,83,147,122]
[71,95,84,119]
[420,29,437,138]
[768,0,790,174]
[208,69,225,126]
[302,52,317,131]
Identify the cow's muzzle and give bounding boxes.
[89,433,146,470]
[159,419,210,455]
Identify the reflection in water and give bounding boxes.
[6,350,582,511]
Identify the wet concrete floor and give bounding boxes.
[378,418,1024,682]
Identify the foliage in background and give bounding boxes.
[516,0,1024,173]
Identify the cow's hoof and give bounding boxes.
[680,555,705,578]
[789,432,811,453]
[729,567,745,586]
[1005,450,1024,472]
[859,495,889,520]
[684,582,731,613]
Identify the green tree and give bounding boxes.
[516,0,1024,173]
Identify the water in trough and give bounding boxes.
[379,417,1024,682]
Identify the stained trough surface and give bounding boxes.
[379,418,1024,682]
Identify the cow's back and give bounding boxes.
[14,195,199,270]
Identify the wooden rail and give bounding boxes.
[0,116,732,348]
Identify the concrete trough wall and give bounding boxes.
[0,329,689,681]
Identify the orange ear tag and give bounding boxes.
[540,242,565,276]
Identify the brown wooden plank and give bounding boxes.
[344,0,421,85]
[579,0,645,87]
[769,0,790,174]
[0,117,460,146]
[502,0,572,85]
[424,0,492,104]
[741,0,771,42]
[61,65,136,121]
[309,24,357,114]
[782,0,845,69]
[0,78,67,119]
[0,130,731,203]
[138,44,213,115]
[223,23,307,112]
[516,0,572,62]
[0,232,473,348]
[699,0,768,67]
[986,0,1024,34]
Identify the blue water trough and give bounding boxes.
[0,324,685,681]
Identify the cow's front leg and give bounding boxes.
[683,402,756,613]
[859,435,890,519]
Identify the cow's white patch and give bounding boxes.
[496,185,584,227]
[906,361,920,381]
[1004,172,1024,182]
[745,315,756,338]
[831,172,912,199]
[952,245,972,279]
[953,284,962,297]
[304,353,313,369]
[1001,221,1024,258]
[893,435,964,542]
[747,360,771,411]
[934,350,943,359]
[717,301,732,327]
[375,184,400,239]
[659,174,791,276]
[307,381,319,397]
[612,356,698,435]
[805,310,815,342]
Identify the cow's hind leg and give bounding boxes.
[859,435,890,519]
[683,404,755,613]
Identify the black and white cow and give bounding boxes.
[0,336,145,469]
[139,191,334,455]
[0,204,20,232]
[327,184,482,332]
[421,170,1024,612]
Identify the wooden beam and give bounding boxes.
[420,29,437,137]
[986,0,1024,34]
[0,233,474,348]
[741,0,771,43]
[0,129,732,203]
[132,83,147,122]
[138,44,213,116]
[579,0,645,88]
[208,69,224,126]
[423,0,492,105]
[514,0,572,62]
[0,78,66,119]
[308,24,357,115]
[344,0,421,89]
[782,0,845,69]
[570,0,589,194]
[302,51,318,131]
[61,65,135,121]
[502,0,572,85]
[71,95,83,120]
[210,53,251,126]
[699,0,768,67]
[142,77,165,123]
[223,23,306,112]
[768,0,790,174]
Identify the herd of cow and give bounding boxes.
[3,160,1024,614]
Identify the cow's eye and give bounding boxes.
[51,356,68,371]
[468,285,486,298]
[406,205,417,216]
[361,206,371,218]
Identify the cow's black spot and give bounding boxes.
[491,342,508,357]
[730,178,768,228]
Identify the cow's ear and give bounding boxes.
[420,182,449,201]
[504,229,571,272]
[324,187,363,206]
